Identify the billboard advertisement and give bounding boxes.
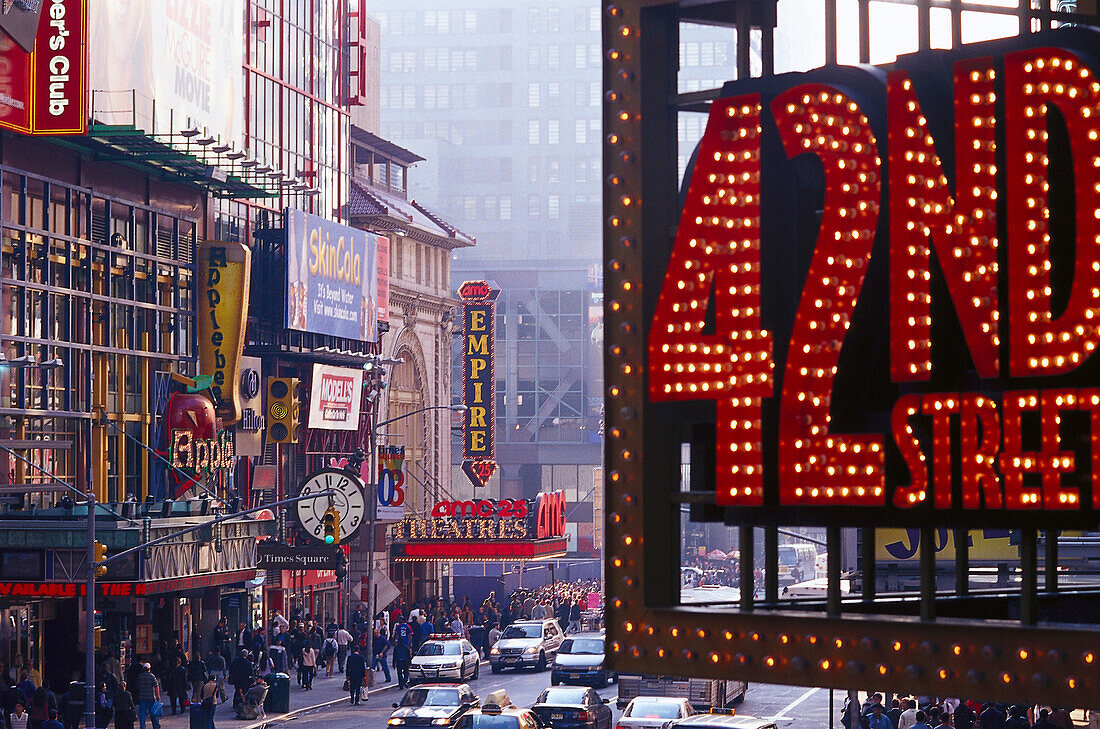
[0,0,86,135]
[286,209,379,342]
[306,363,364,431]
[87,0,242,145]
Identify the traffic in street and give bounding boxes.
[271,667,832,729]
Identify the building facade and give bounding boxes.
[0,0,381,683]
[348,127,473,604]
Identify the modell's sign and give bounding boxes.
[0,0,86,135]
[306,363,363,431]
[645,29,1100,529]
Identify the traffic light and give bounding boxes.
[267,377,299,443]
[93,541,108,578]
[334,551,347,584]
[322,507,340,545]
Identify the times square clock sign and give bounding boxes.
[645,30,1100,529]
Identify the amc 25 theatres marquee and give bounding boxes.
[604,19,1100,705]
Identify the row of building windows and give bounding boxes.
[526,118,600,145]
[382,81,601,114]
[446,191,600,222]
[382,43,602,75]
[679,41,733,68]
[376,7,600,36]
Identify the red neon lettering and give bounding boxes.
[772,84,885,506]
[888,60,1000,381]
[647,94,773,506]
[1006,49,1100,376]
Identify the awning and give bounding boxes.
[391,539,569,562]
[53,123,281,199]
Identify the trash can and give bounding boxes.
[189,704,205,729]
[264,672,290,714]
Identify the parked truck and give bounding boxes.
[616,674,747,711]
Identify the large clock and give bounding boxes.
[296,468,366,543]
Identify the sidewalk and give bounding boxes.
[154,668,402,729]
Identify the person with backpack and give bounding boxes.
[322,635,339,678]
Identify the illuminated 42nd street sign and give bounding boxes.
[647,30,1100,528]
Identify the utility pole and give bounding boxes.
[364,397,378,699]
[85,488,96,729]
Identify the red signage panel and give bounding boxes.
[0,0,86,135]
[645,29,1100,529]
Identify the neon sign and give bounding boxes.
[460,280,499,487]
[394,493,566,542]
[646,36,1100,527]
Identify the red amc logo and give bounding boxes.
[459,280,492,300]
[430,499,528,518]
[536,491,567,539]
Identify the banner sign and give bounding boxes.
[376,235,390,322]
[88,0,243,145]
[644,29,1100,529]
[257,543,340,570]
[460,280,498,488]
[0,0,87,135]
[377,444,406,521]
[306,363,363,431]
[235,356,264,456]
[286,209,379,342]
[198,241,251,426]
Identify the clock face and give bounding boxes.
[296,468,366,543]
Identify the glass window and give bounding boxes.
[548,195,559,220]
[547,120,559,144]
[528,120,540,145]
[528,83,540,107]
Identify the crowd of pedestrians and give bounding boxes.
[0,581,605,729]
[843,693,1080,729]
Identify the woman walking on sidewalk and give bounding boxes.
[300,645,317,690]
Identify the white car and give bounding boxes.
[616,697,695,729]
[409,635,482,684]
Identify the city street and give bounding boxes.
[256,668,835,729]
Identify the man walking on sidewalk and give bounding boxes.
[345,646,367,705]
[336,625,353,673]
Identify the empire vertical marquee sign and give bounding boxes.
[460,280,498,488]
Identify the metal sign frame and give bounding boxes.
[603,0,1100,705]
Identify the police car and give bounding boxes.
[409,634,482,684]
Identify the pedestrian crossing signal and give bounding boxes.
[323,507,340,545]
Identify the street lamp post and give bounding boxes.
[361,401,465,699]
